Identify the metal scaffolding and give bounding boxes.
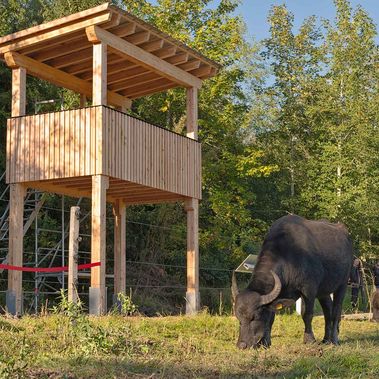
[0,172,96,313]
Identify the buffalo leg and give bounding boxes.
[302,297,316,344]
[318,295,333,343]
[331,285,347,345]
[261,310,275,348]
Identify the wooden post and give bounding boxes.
[80,94,87,108]
[89,175,109,315]
[7,184,26,315]
[186,87,198,140]
[185,87,200,315]
[92,42,107,106]
[113,201,126,303]
[11,68,26,118]
[7,66,27,315]
[185,198,199,314]
[68,206,80,304]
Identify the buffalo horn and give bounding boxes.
[260,270,282,305]
[231,271,239,301]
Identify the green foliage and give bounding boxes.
[2,0,379,313]
[111,293,138,316]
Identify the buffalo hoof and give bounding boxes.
[237,342,248,350]
[303,333,316,344]
[321,338,332,344]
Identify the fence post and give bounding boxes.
[68,206,80,303]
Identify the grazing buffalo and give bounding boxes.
[232,215,352,349]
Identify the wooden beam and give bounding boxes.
[11,68,26,117]
[126,31,150,45]
[110,22,136,38]
[107,66,148,85]
[0,3,110,45]
[0,13,112,54]
[30,34,88,61]
[4,52,131,109]
[179,60,201,71]
[47,47,92,69]
[140,39,164,52]
[113,201,126,297]
[86,26,202,88]
[121,78,172,97]
[184,198,199,315]
[7,184,26,315]
[166,53,189,65]
[92,42,107,106]
[90,174,109,315]
[129,82,176,99]
[68,206,80,304]
[153,46,177,59]
[109,72,160,92]
[186,87,198,140]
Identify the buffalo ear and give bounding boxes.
[268,298,296,312]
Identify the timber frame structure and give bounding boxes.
[0,3,220,315]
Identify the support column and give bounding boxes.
[113,200,126,302]
[68,206,80,304]
[7,184,26,315]
[7,66,27,316]
[185,87,200,314]
[92,42,107,106]
[185,198,199,314]
[89,175,109,315]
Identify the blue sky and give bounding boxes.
[150,1,379,41]
[238,0,379,41]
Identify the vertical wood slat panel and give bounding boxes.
[5,107,201,199]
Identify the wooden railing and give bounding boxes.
[7,106,201,199]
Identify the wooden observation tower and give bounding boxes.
[0,3,220,315]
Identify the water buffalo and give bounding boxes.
[232,214,352,349]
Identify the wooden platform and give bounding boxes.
[7,106,201,204]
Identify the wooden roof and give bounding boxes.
[0,3,220,103]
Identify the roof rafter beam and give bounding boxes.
[0,13,112,54]
[4,51,131,109]
[86,25,202,89]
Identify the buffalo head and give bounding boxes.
[232,270,294,349]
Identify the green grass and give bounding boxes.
[0,313,378,378]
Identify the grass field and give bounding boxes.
[0,310,378,379]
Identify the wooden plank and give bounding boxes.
[0,13,112,54]
[4,52,131,109]
[68,206,80,304]
[90,174,109,315]
[86,26,202,88]
[85,108,91,175]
